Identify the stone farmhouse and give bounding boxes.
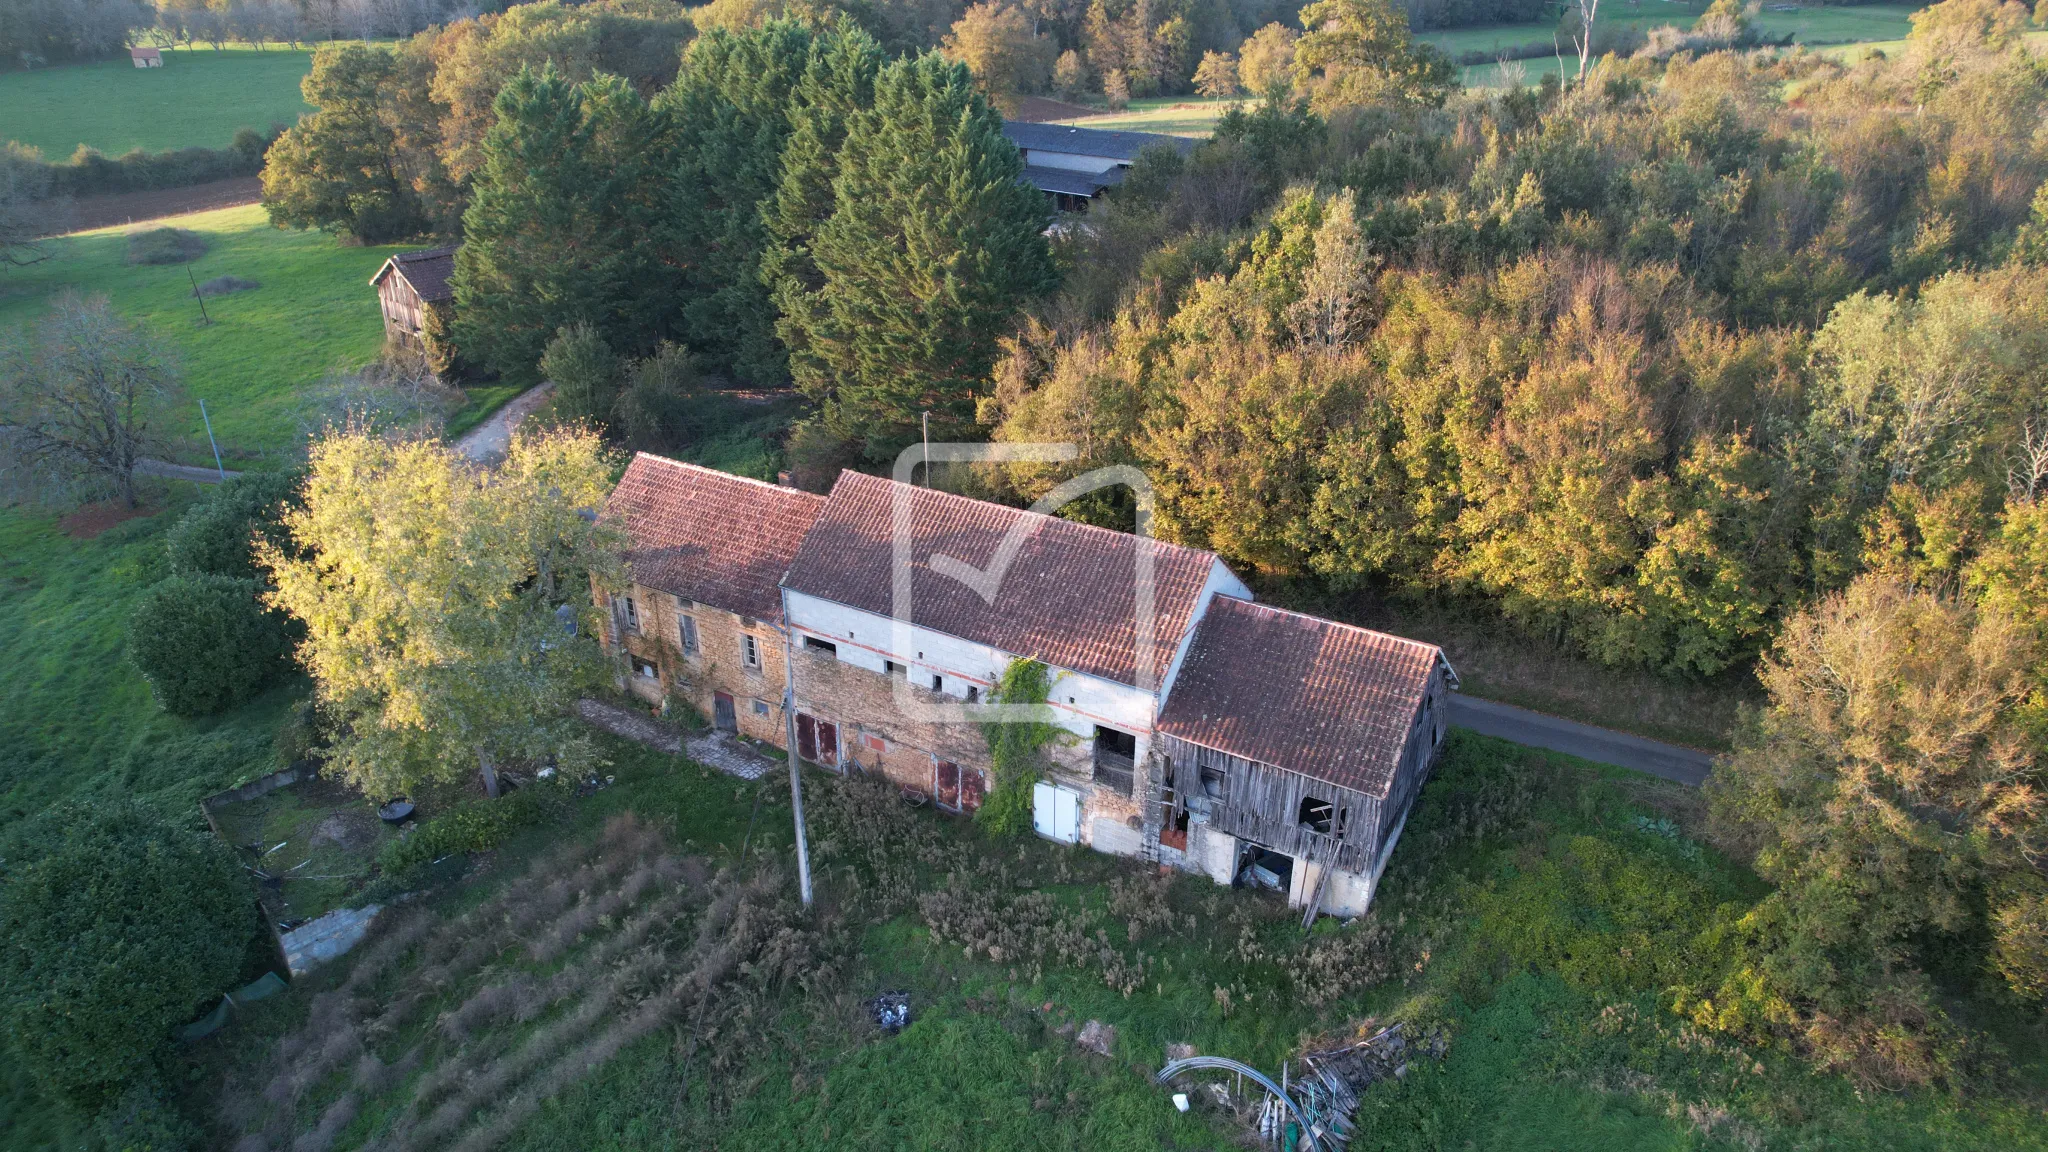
[600,453,1457,918]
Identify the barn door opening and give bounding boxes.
[713,692,736,733]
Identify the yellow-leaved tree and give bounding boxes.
[261,427,626,799]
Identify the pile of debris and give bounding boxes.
[1291,1023,1449,1148]
[866,991,911,1034]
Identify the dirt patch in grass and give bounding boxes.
[127,226,209,264]
[57,499,157,538]
[212,773,400,924]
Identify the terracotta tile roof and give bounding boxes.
[1157,597,1445,798]
[371,246,457,303]
[782,471,1222,688]
[605,454,822,624]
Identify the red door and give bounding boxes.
[935,761,960,809]
[796,714,817,762]
[795,714,838,768]
[959,767,985,814]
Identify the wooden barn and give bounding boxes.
[368,246,456,358]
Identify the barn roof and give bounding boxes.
[780,471,1222,689]
[604,454,823,625]
[370,246,458,304]
[1020,164,1124,198]
[1002,122,1196,162]
[1157,598,1449,799]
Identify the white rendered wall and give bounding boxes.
[782,589,1158,749]
[1021,149,1122,174]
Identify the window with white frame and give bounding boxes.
[678,614,699,655]
[623,595,640,632]
[632,656,659,680]
[741,633,762,670]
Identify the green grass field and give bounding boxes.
[0,46,313,159]
[0,203,405,464]
[165,731,2048,1151]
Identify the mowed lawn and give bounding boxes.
[0,203,403,462]
[0,46,313,159]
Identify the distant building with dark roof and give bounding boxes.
[1002,121,1197,212]
[597,456,1456,920]
[369,246,457,355]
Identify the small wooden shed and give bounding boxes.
[369,246,457,361]
[130,46,163,68]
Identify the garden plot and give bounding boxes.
[210,775,398,926]
[217,813,830,1152]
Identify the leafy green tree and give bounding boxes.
[129,573,293,716]
[262,43,433,243]
[452,67,669,386]
[658,21,815,384]
[1291,0,1454,111]
[0,801,253,1111]
[779,51,1056,458]
[539,322,623,426]
[260,427,625,799]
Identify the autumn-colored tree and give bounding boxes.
[1236,22,1297,95]
[1191,49,1238,97]
[943,1,1057,110]
[261,427,625,799]
[1292,0,1454,111]
[1704,575,2045,1082]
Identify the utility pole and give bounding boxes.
[199,399,225,481]
[921,410,931,487]
[780,589,814,907]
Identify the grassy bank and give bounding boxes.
[0,47,313,159]
[0,203,407,463]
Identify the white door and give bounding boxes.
[1033,782,1081,843]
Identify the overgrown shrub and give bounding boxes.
[376,784,564,880]
[8,127,283,201]
[0,801,254,1111]
[164,470,300,580]
[127,572,292,715]
[976,658,1064,836]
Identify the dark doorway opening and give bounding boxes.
[1237,846,1294,894]
[713,691,736,733]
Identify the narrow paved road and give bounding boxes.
[1448,694,1717,786]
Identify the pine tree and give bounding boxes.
[761,20,886,373]
[451,67,668,385]
[657,22,815,385]
[780,51,1057,459]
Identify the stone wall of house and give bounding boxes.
[788,646,988,796]
[609,584,789,749]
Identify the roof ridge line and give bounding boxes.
[836,469,1222,564]
[641,453,820,499]
[1213,596,1443,655]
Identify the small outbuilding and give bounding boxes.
[1002,122,1196,212]
[369,246,456,362]
[130,46,163,68]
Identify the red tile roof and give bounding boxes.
[605,454,823,624]
[371,246,457,303]
[1157,597,1445,798]
[781,471,1223,688]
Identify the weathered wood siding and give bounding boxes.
[378,274,424,345]
[1154,660,1452,877]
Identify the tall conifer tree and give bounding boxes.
[451,67,668,385]
[779,51,1056,458]
[658,22,814,385]
[761,19,886,314]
